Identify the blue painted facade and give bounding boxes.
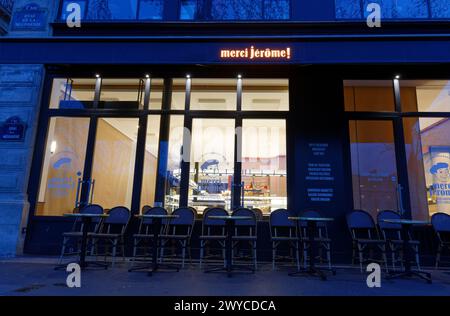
[0,0,449,260]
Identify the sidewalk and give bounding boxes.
[1,257,450,296]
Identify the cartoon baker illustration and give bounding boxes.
[430,162,450,183]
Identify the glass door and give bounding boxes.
[36,117,90,216]
[188,118,236,212]
[88,117,140,210]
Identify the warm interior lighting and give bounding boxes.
[50,141,57,154]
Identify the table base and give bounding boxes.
[289,267,336,281]
[386,270,432,283]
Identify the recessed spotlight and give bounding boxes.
[95,74,100,78]
[145,74,150,79]
[186,74,191,79]
[237,74,242,79]
[395,75,401,79]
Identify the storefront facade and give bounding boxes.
[1,0,450,261]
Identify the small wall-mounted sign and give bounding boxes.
[11,3,48,31]
[220,46,292,61]
[0,116,26,142]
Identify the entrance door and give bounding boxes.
[348,119,409,218]
[186,118,236,212]
[87,117,140,210]
[35,117,90,216]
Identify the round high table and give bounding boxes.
[288,216,336,280]
[382,219,432,284]
[205,215,255,277]
[129,214,180,276]
[57,213,109,270]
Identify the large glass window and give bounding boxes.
[171,79,187,110]
[190,79,237,111]
[180,0,290,20]
[165,116,186,212]
[99,79,144,109]
[59,0,164,21]
[344,80,395,112]
[401,80,450,112]
[431,0,450,18]
[90,118,139,210]
[403,117,450,220]
[336,0,431,19]
[242,119,287,212]
[38,76,289,216]
[140,116,161,209]
[349,120,400,218]
[188,119,235,212]
[242,79,289,111]
[49,78,96,109]
[36,117,90,216]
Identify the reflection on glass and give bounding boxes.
[336,0,429,19]
[242,79,289,111]
[165,116,185,211]
[91,118,139,209]
[349,120,399,218]
[60,0,164,20]
[140,116,161,210]
[139,0,164,19]
[180,0,290,20]
[242,120,287,213]
[190,79,237,111]
[87,0,137,20]
[180,0,197,20]
[335,0,361,19]
[431,0,450,18]
[100,79,144,109]
[36,117,89,216]
[49,78,96,109]
[362,0,428,19]
[404,117,450,219]
[401,80,450,112]
[188,119,235,212]
[344,80,395,112]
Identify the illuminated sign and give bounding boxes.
[220,46,291,60]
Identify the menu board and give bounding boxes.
[305,143,336,203]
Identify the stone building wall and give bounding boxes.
[0,65,44,256]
